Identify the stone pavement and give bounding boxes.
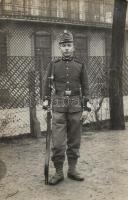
[0,123,128,200]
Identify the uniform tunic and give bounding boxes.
[43,57,89,164]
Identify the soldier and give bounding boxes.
[43,30,90,185]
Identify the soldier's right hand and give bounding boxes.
[42,100,48,110]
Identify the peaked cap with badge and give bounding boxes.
[58,30,73,44]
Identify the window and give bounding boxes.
[70,0,79,20]
[79,0,88,21]
[104,1,113,23]
[0,32,7,73]
[24,0,50,16]
[62,0,68,18]
[24,0,32,15]
[88,0,101,22]
[13,0,24,14]
[30,0,39,16]
[51,0,57,17]
[40,0,50,16]
[3,0,13,14]
[61,0,79,20]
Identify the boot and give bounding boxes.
[49,163,64,185]
[67,159,84,181]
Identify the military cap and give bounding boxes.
[58,30,73,44]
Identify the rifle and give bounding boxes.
[44,76,53,185]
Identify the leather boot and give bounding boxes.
[67,159,84,181]
[49,163,64,185]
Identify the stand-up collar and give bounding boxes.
[62,56,73,61]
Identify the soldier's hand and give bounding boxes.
[42,100,48,110]
[80,111,88,122]
[83,101,91,112]
[86,102,91,112]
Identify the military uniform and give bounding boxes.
[43,30,89,185]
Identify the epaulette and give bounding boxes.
[52,57,61,63]
[74,57,83,64]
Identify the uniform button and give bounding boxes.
[67,81,69,83]
[66,74,69,76]
[66,67,69,70]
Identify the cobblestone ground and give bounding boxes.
[0,123,128,200]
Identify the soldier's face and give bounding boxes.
[59,42,74,57]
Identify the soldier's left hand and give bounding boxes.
[86,102,91,111]
[42,100,48,110]
[80,111,88,121]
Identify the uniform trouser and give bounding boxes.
[51,111,82,165]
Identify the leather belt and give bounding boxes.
[55,90,80,96]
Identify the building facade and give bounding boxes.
[1,0,128,136]
[0,0,128,104]
[0,0,115,67]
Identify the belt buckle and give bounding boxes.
[65,90,71,96]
